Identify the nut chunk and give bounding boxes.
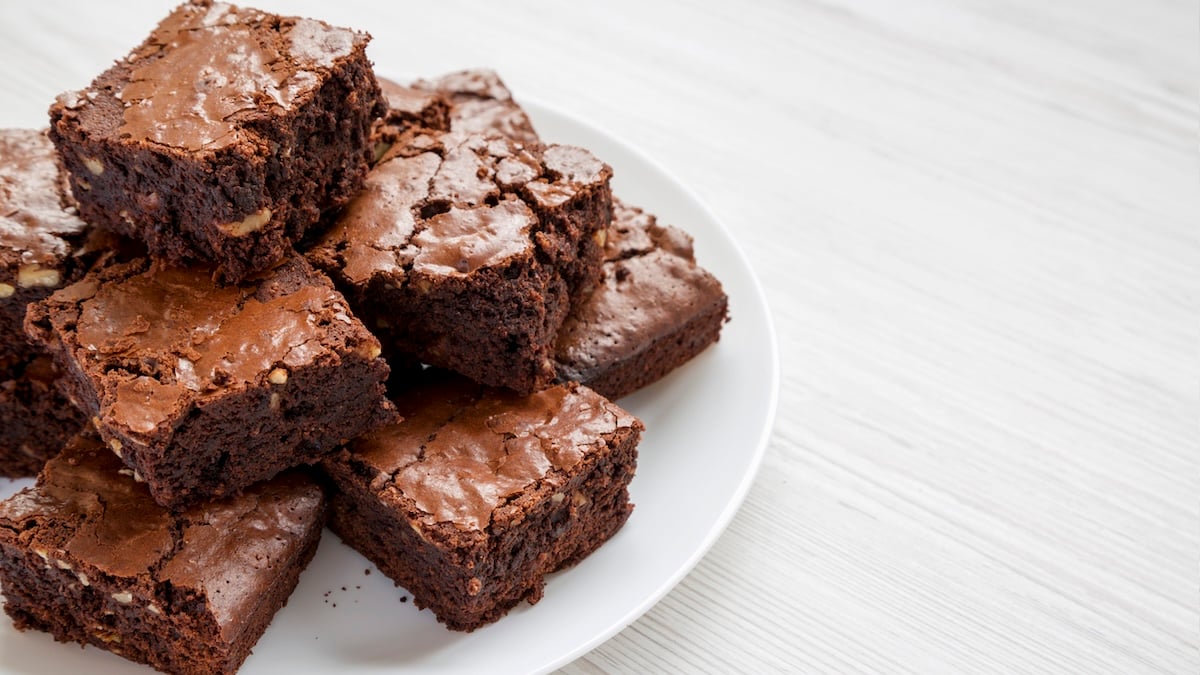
[322,369,642,631]
[0,433,326,675]
[48,1,386,282]
[25,255,396,510]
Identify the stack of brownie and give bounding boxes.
[0,2,728,674]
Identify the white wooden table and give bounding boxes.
[1,1,1196,673]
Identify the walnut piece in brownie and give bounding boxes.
[48,0,386,283]
[0,433,325,675]
[307,129,612,394]
[24,255,396,510]
[0,355,85,478]
[555,199,729,399]
[322,369,641,631]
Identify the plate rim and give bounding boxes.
[514,95,781,672]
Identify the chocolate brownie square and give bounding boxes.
[407,73,730,398]
[0,128,99,364]
[24,255,396,509]
[555,199,729,399]
[307,129,612,394]
[322,369,641,631]
[0,432,325,675]
[0,355,85,478]
[48,0,386,282]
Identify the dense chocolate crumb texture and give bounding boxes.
[308,117,613,394]
[0,355,86,479]
[324,369,642,630]
[0,433,325,675]
[24,255,396,509]
[48,0,386,282]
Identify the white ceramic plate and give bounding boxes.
[0,100,779,675]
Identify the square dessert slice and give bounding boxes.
[0,432,325,675]
[554,199,729,399]
[306,129,612,394]
[406,72,731,398]
[24,255,396,509]
[322,369,642,631]
[48,0,386,283]
[0,355,85,478]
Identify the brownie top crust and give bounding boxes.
[30,256,382,439]
[350,374,640,531]
[0,433,323,641]
[0,129,88,272]
[315,133,609,287]
[56,0,369,153]
[412,69,540,146]
[377,78,449,126]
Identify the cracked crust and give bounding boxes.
[47,1,386,283]
[322,369,641,630]
[554,200,729,398]
[0,432,325,675]
[23,255,397,509]
[306,131,611,394]
[0,128,96,363]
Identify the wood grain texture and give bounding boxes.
[0,1,1195,673]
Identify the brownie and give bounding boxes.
[48,0,386,283]
[0,432,325,675]
[322,369,642,631]
[24,255,396,509]
[555,199,729,399]
[412,69,541,146]
[306,129,612,394]
[0,128,97,364]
